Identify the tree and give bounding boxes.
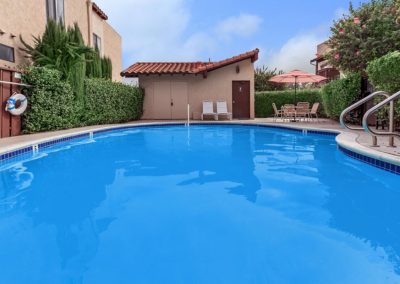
[327,0,400,73]
[255,66,284,92]
[21,20,92,101]
[101,57,113,80]
[86,50,103,79]
[67,23,87,101]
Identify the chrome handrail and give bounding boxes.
[362,90,400,147]
[340,91,390,131]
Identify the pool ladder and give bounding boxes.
[186,104,190,127]
[340,90,400,147]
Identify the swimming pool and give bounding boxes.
[0,124,399,284]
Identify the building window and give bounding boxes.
[93,33,102,53]
[0,44,15,62]
[46,0,64,23]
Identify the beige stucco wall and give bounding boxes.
[0,0,121,81]
[65,0,90,44]
[139,59,255,120]
[103,22,122,81]
[0,0,47,70]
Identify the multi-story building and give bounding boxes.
[0,0,122,81]
[310,41,340,81]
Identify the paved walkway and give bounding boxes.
[254,118,400,157]
[0,118,399,158]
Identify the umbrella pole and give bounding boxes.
[293,76,298,122]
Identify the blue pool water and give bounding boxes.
[0,125,399,284]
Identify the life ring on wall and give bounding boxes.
[5,93,28,116]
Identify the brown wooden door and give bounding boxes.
[232,81,250,119]
[0,69,22,138]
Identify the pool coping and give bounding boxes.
[1,121,399,174]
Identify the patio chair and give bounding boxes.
[308,102,320,122]
[282,104,296,122]
[272,103,283,122]
[296,102,310,122]
[216,101,232,120]
[201,100,218,120]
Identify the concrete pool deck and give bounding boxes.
[0,118,399,166]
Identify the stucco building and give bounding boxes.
[310,41,340,82]
[0,0,122,81]
[121,49,259,120]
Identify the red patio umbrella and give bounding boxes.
[269,70,327,103]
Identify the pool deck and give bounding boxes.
[0,118,399,166]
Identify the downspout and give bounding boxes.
[87,0,92,46]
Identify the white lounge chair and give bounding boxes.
[201,100,218,120]
[216,101,232,120]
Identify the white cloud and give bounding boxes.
[265,32,326,73]
[95,0,191,63]
[215,14,263,40]
[95,0,262,66]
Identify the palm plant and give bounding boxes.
[21,20,92,100]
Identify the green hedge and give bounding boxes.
[321,73,361,119]
[22,67,80,133]
[367,51,400,94]
[255,90,323,117]
[84,79,144,125]
[22,67,144,133]
[367,51,400,118]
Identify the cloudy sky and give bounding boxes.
[96,0,358,72]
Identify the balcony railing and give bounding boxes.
[317,68,340,81]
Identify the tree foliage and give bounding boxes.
[327,0,400,73]
[321,73,361,119]
[67,23,87,101]
[367,51,400,93]
[367,51,400,119]
[21,20,93,101]
[255,66,284,92]
[21,21,92,85]
[86,50,103,79]
[101,57,112,80]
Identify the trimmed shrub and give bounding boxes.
[367,51,400,94]
[22,67,80,133]
[255,89,323,117]
[84,78,144,125]
[367,51,400,119]
[21,67,144,133]
[321,73,361,119]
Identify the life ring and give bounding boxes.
[5,93,28,116]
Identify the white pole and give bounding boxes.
[187,104,190,126]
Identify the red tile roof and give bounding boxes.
[92,2,108,20]
[121,49,259,77]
